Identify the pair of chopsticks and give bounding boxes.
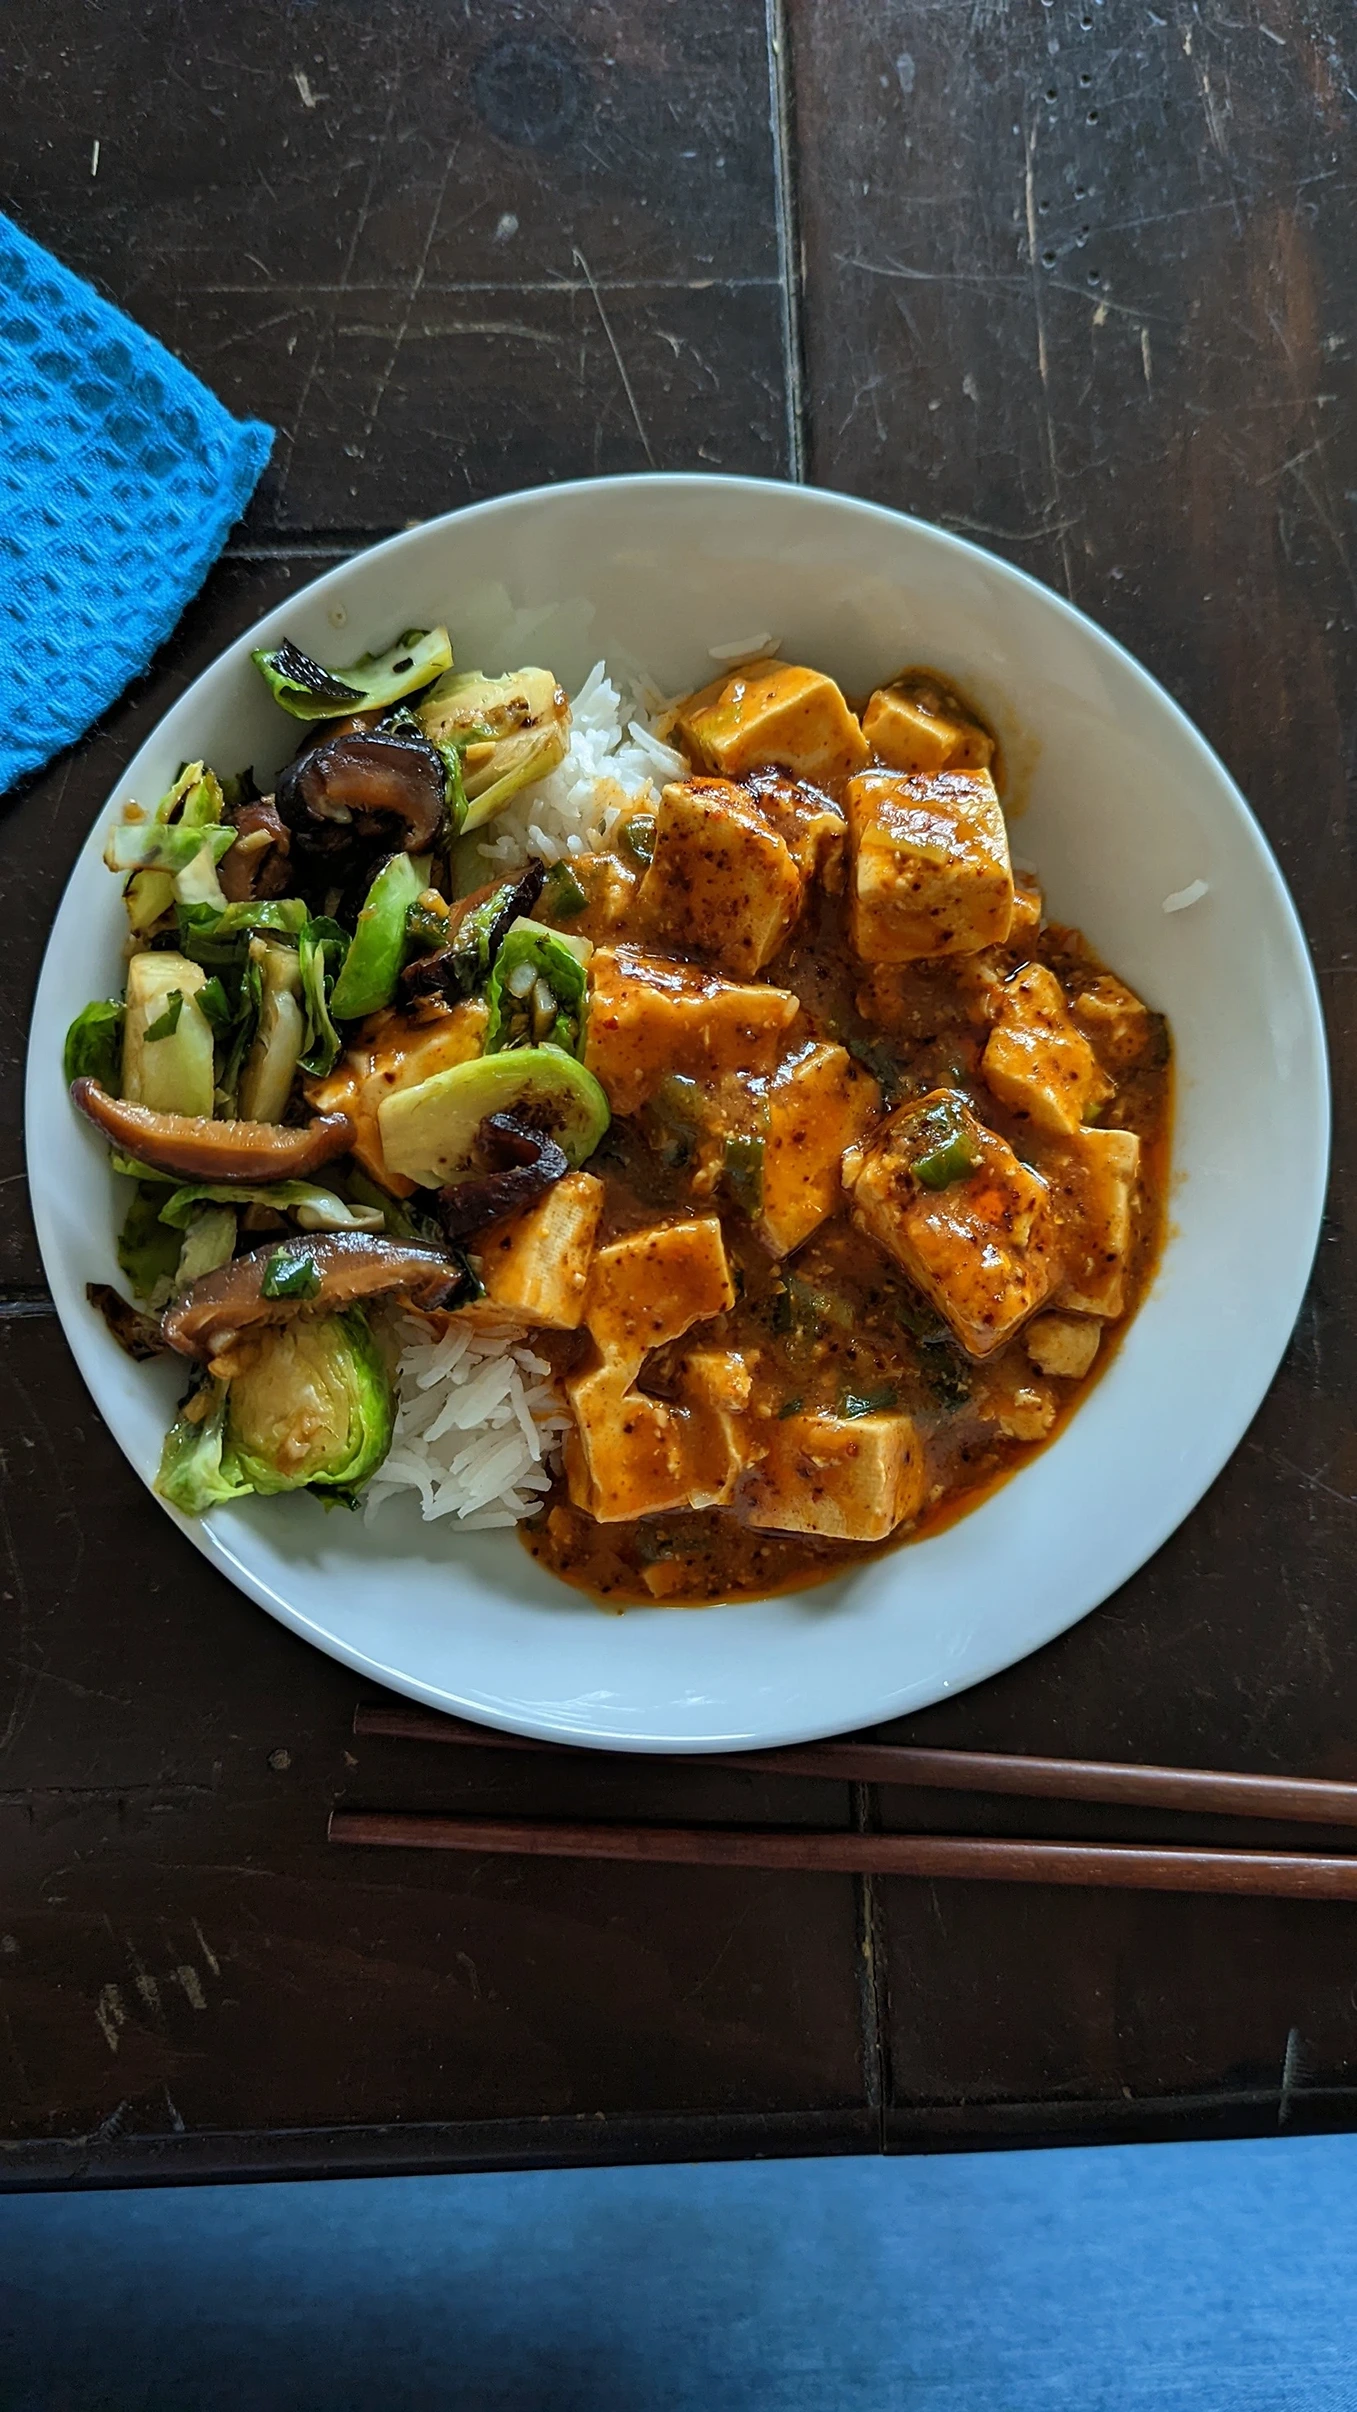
[327,1705,1357,1902]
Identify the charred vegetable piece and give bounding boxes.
[401,859,546,1004]
[417,667,570,831]
[485,922,589,1057]
[162,1234,471,1360]
[71,1079,355,1183]
[437,1113,570,1239]
[87,1280,169,1360]
[378,1044,610,1188]
[64,1000,124,1090]
[275,724,448,857]
[329,854,424,1020]
[251,628,452,720]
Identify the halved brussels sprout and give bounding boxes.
[251,628,453,721]
[485,921,590,1058]
[155,1309,395,1513]
[378,1044,609,1187]
[417,667,570,831]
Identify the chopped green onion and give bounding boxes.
[261,1240,322,1300]
[143,991,184,1043]
[621,813,656,865]
[841,1385,898,1419]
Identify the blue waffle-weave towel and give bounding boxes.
[0,212,273,795]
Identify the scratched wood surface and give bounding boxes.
[4,0,1357,2182]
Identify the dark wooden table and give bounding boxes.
[3,0,1356,2188]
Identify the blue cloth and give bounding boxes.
[0,211,273,795]
[3,2137,1357,2409]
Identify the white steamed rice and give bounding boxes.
[368,660,679,1529]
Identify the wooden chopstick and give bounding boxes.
[352,1702,1357,1829]
[327,1810,1357,1900]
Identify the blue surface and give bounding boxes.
[0,211,273,795]
[3,2138,1357,2409]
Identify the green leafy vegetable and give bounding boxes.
[485,924,589,1058]
[195,977,234,1033]
[159,1182,383,1234]
[105,821,236,877]
[251,627,453,721]
[117,1183,184,1303]
[620,813,656,865]
[143,990,185,1044]
[174,1205,237,1289]
[542,861,587,919]
[329,854,424,1020]
[178,897,309,964]
[417,666,570,832]
[723,1131,765,1218]
[260,1239,323,1300]
[156,1382,253,1515]
[298,916,348,1078]
[63,999,124,1089]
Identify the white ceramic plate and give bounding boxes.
[26,476,1329,1752]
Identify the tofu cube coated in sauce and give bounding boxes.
[861,673,995,779]
[306,997,489,1198]
[744,1411,927,1542]
[843,1089,1057,1359]
[846,768,1014,964]
[584,946,798,1117]
[1045,1127,1140,1318]
[676,658,869,787]
[1025,1312,1102,1379]
[472,1172,604,1330]
[638,779,805,978]
[566,1218,749,1522]
[981,962,1114,1135]
[758,1042,881,1259]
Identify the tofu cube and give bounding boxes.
[846,768,1014,963]
[1025,1312,1102,1379]
[758,1042,881,1258]
[1009,867,1043,942]
[581,1218,736,1368]
[981,963,1115,1135]
[976,1363,1058,1441]
[1046,1128,1140,1318]
[744,1410,926,1542]
[743,770,847,886]
[676,658,869,786]
[843,1090,1057,1359]
[473,1172,603,1329]
[306,997,488,1198]
[1070,974,1155,1069]
[861,673,995,778]
[565,1222,747,1521]
[566,1369,701,1523]
[638,779,805,977]
[585,946,798,1117]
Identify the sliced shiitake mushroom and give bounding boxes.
[436,1113,569,1239]
[275,724,447,855]
[162,1234,470,1360]
[71,1079,354,1183]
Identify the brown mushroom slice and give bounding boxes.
[436,1113,569,1240]
[71,1079,355,1183]
[274,726,446,853]
[162,1234,469,1360]
[218,798,293,903]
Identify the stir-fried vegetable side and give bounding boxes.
[66,628,1170,1601]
